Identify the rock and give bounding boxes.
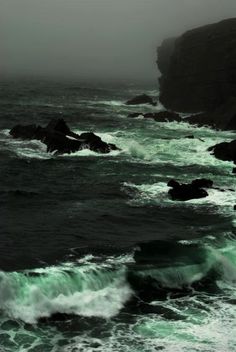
[79,132,118,154]
[128,111,181,122]
[157,18,236,114]
[152,111,181,122]
[9,124,41,140]
[126,94,156,106]
[10,119,119,155]
[141,111,180,122]
[46,118,80,139]
[167,179,210,201]
[208,139,236,162]
[186,97,236,130]
[191,178,213,188]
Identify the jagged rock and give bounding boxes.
[167,179,211,201]
[208,139,236,162]
[46,118,80,139]
[126,94,156,106]
[10,119,119,155]
[157,18,236,115]
[79,132,117,153]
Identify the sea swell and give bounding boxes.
[0,237,236,325]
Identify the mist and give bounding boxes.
[1,0,236,82]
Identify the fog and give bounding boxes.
[1,0,236,82]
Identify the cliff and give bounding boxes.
[157,18,236,113]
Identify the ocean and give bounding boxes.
[0,79,236,352]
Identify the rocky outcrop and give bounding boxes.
[157,18,236,114]
[208,139,236,163]
[167,179,213,201]
[10,119,118,155]
[126,94,156,106]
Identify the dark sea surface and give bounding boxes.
[0,80,236,351]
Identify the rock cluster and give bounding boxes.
[10,119,118,155]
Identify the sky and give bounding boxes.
[1,0,236,82]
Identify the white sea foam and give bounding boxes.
[0,262,132,324]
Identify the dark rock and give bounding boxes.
[10,124,41,140]
[141,111,181,122]
[186,97,236,130]
[233,167,236,173]
[157,18,236,114]
[191,178,213,188]
[10,119,119,155]
[168,179,209,201]
[152,111,181,122]
[208,139,236,162]
[37,128,83,154]
[126,94,156,106]
[167,179,179,188]
[46,118,80,139]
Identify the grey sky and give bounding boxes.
[1,0,236,81]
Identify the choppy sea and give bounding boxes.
[0,79,236,352]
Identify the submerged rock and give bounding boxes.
[46,118,80,139]
[167,178,212,201]
[126,94,156,106]
[10,119,119,155]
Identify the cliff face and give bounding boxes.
[157,18,236,113]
